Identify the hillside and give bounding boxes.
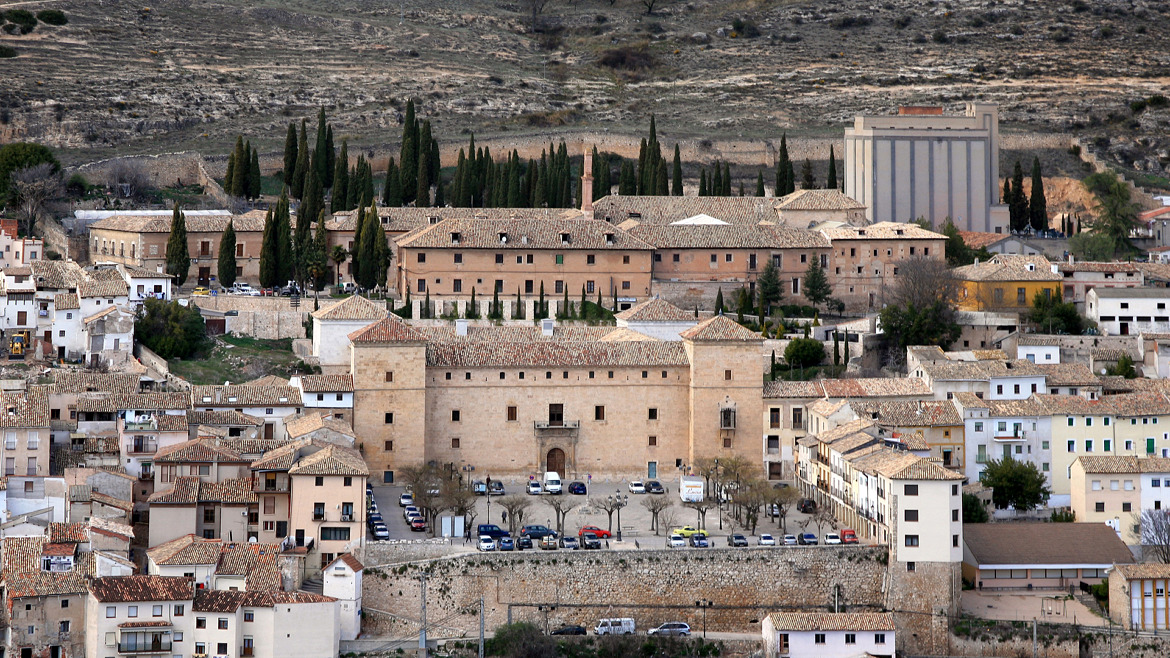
[2,0,1169,185]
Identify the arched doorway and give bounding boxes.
[546,448,565,475]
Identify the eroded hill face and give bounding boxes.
[3,0,1170,180]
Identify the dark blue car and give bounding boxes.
[567,481,587,495]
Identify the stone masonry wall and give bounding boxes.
[359,545,960,654]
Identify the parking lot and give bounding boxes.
[368,476,865,550]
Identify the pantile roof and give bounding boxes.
[90,211,270,234]
[1017,335,1063,346]
[50,371,141,395]
[89,516,135,540]
[425,339,689,368]
[327,553,365,572]
[54,292,80,310]
[0,388,49,428]
[191,385,301,407]
[311,295,388,321]
[397,217,653,251]
[959,230,1009,250]
[75,392,191,413]
[594,195,782,226]
[327,206,577,232]
[1,535,96,598]
[78,279,128,298]
[773,188,866,211]
[952,393,1044,417]
[1114,563,1170,579]
[963,523,1135,566]
[154,439,247,464]
[919,359,1044,380]
[187,410,264,426]
[1090,288,1170,299]
[148,534,225,566]
[1056,261,1141,273]
[48,522,89,544]
[147,476,256,505]
[30,260,87,290]
[348,316,426,343]
[626,223,828,249]
[287,443,368,477]
[767,612,895,632]
[596,327,659,342]
[614,298,695,322]
[1075,455,1170,474]
[1035,363,1101,387]
[848,400,962,427]
[818,221,943,240]
[952,254,1061,282]
[297,374,354,393]
[90,575,194,602]
[679,315,761,342]
[285,413,355,440]
[245,375,290,387]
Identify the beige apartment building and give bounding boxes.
[395,216,655,308]
[88,210,269,288]
[844,103,1007,233]
[350,313,765,485]
[818,222,947,311]
[0,386,50,478]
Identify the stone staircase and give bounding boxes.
[300,575,323,595]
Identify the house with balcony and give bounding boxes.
[953,393,1051,486]
[86,575,193,657]
[190,384,304,441]
[147,476,258,547]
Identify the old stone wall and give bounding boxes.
[359,545,960,654]
[224,310,307,340]
[364,538,468,565]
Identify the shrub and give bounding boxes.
[784,338,825,368]
[892,15,912,29]
[66,173,89,195]
[731,17,760,38]
[598,45,655,70]
[1131,99,1149,114]
[832,15,872,30]
[4,9,35,33]
[932,29,949,43]
[1148,94,1168,108]
[0,45,14,58]
[36,9,67,25]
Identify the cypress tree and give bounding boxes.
[1029,156,1047,232]
[561,286,569,319]
[827,145,838,190]
[282,123,298,184]
[429,136,441,187]
[359,156,375,206]
[775,133,791,196]
[723,162,731,196]
[165,204,190,287]
[636,138,648,195]
[248,147,261,200]
[656,160,668,196]
[370,201,388,289]
[297,161,322,283]
[314,107,328,188]
[833,332,840,366]
[312,208,329,290]
[756,171,765,197]
[224,148,236,197]
[699,170,707,197]
[332,141,349,212]
[324,125,335,189]
[786,160,796,196]
[385,158,403,208]
[538,281,546,318]
[714,288,724,314]
[434,173,445,208]
[801,158,816,189]
[467,288,478,319]
[1003,176,1012,204]
[618,159,636,196]
[415,156,430,208]
[712,162,722,197]
[230,136,247,197]
[274,191,293,285]
[291,120,308,199]
[349,205,366,285]
[218,221,237,288]
[671,144,683,196]
[417,120,434,200]
[507,154,522,208]
[259,206,278,288]
[400,99,418,203]
[1010,160,1028,231]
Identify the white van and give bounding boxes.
[543,471,562,495]
[595,618,635,635]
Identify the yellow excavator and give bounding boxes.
[8,330,31,360]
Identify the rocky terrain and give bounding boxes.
[2,0,1169,187]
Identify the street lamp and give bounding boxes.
[714,459,723,530]
[462,464,475,491]
[695,600,713,639]
[607,493,629,542]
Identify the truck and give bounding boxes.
[543,471,562,495]
[679,475,704,503]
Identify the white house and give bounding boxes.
[953,393,1052,486]
[916,359,1047,401]
[1088,287,1170,337]
[613,297,698,341]
[310,296,388,370]
[762,612,895,658]
[323,553,363,641]
[116,262,173,305]
[82,305,135,368]
[291,374,354,422]
[190,384,304,440]
[1017,336,1061,364]
[1054,260,1143,309]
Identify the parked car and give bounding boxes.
[488,481,505,496]
[797,498,817,514]
[476,524,510,540]
[689,534,709,548]
[667,534,687,548]
[526,481,543,495]
[259,287,276,296]
[521,525,557,540]
[567,481,587,495]
[841,529,859,544]
[824,533,842,545]
[551,625,586,636]
[341,282,357,294]
[471,481,487,496]
[594,618,635,636]
[477,535,496,552]
[798,532,818,545]
[782,535,799,546]
[581,532,602,549]
[497,537,515,551]
[398,492,413,507]
[559,536,580,550]
[648,622,691,637]
[371,523,389,540]
[727,533,748,547]
[671,526,708,538]
[367,512,383,526]
[409,517,427,532]
[403,505,419,519]
[540,535,559,550]
[645,480,665,494]
[518,535,534,550]
[192,287,210,296]
[367,500,379,514]
[628,480,646,494]
[757,534,776,546]
[578,525,612,539]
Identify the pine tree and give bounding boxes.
[291,120,309,199]
[324,125,335,190]
[283,123,298,184]
[314,107,329,188]
[332,141,349,212]
[248,147,261,200]
[827,145,838,190]
[756,171,765,197]
[400,99,418,204]
[802,259,832,314]
[165,204,190,287]
[218,221,237,288]
[672,144,683,196]
[229,136,247,197]
[1029,156,1047,232]
[801,158,816,189]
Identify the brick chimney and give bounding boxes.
[581,145,594,219]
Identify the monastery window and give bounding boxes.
[466,372,471,380]
[528,255,536,265]
[595,406,606,421]
[710,254,717,264]
[608,371,614,379]
[642,371,648,379]
[791,278,800,294]
[924,248,930,256]
[452,410,461,422]
[725,370,732,381]
[800,254,807,264]
[386,371,394,382]
[496,254,504,264]
[236,243,244,257]
[622,281,630,290]
[526,280,534,294]
[555,254,564,265]
[499,372,505,380]
[555,280,564,294]
[849,248,856,257]
[725,253,733,262]
[648,436,657,446]
[723,437,732,448]
[517,256,524,264]
[451,438,460,449]
[453,253,463,264]
[649,408,658,420]
[589,371,595,379]
[624,255,630,265]
[563,371,569,379]
[384,441,393,451]
[453,279,462,293]
[910,247,916,255]
[654,254,662,262]
[519,372,524,379]
[385,413,394,424]
[661,370,667,378]
[417,280,425,293]
[546,372,552,379]
[673,254,680,263]
[507,406,517,421]
[586,255,595,265]
[586,281,595,293]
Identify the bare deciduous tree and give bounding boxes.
[1137,509,1170,564]
[441,485,478,539]
[498,495,532,535]
[659,507,679,534]
[682,499,716,531]
[399,464,448,536]
[589,496,625,534]
[731,478,768,535]
[105,159,151,199]
[640,0,672,15]
[542,495,580,536]
[640,495,673,535]
[524,0,552,33]
[11,163,63,236]
[766,486,800,532]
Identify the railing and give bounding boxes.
[252,477,290,493]
[312,513,325,521]
[125,421,156,431]
[533,420,580,430]
[340,514,354,522]
[139,471,153,481]
[126,442,158,455]
[117,641,172,653]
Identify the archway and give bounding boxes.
[546,448,565,475]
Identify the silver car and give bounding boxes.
[649,622,691,637]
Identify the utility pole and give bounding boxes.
[1032,618,1037,658]
[419,574,428,657]
[478,596,485,658]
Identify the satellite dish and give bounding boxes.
[248,536,257,543]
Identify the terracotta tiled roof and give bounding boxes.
[311,295,388,321]
[30,260,87,290]
[614,298,694,322]
[883,457,965,480]
[187,410,264,426]
[1137,262,1170,282]
[90,575,195,602]
[679,315,761,342]
[952,393,1044,417]
[91,491,134,512]
[953,254,1061,282]
[154,439,247,464]
[594,195,781,226]
[1036,364,1100,387]
[963,523,1135,567]
[348,316,426,343]
[397,217,653,251]
[147,477,256,505]
[1076,456,1170,474]
[1091,347,1133,361]
[218,437,293,456]
[245,375,290,387]
[626,223,828,249]
[762,380,828,399]
[327,553,364,572]
[54,292,80,310]
[50,371,141,395]
[250,439,311,471]
[148,534,224,566]
[191,385,301,407]
[773,188,865,211]
[1114,563,1170,579]
[147,476,201,504]
[1037,392,1170,417]
[919,359,1044,380]
[414,325,614,343]
[848,400,962,427]
[1017,335,1063,346]
[285,413,354,440]
[297,374,354,393]
[807,399,849,418]
[596,328,658,342]
[767,612,895,632]
[0,388,49,428]
[78,279,129,298]
[817,378,933,398]
[155,412,190,432]
[194,588,248,612]
[425,339,689,368]
[287,444,368,477]
[89,517,135,540]
[814,419,878,445]
[327,206,576,232]
[1056,261,1141,273]
[76,392,191,413]
[1,535,96,598]
[90,211,270,234]
[819,221,943,240]
[958,231,1008,250]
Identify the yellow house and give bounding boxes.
[953,254,1061,311]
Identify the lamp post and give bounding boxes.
[607,493,629,542]
[462,464,475,491]
[714,458,723,530]
[695,599,713,639]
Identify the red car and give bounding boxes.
[577,525,611,539]
[840,529,859,544]
[410,517,427,532]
